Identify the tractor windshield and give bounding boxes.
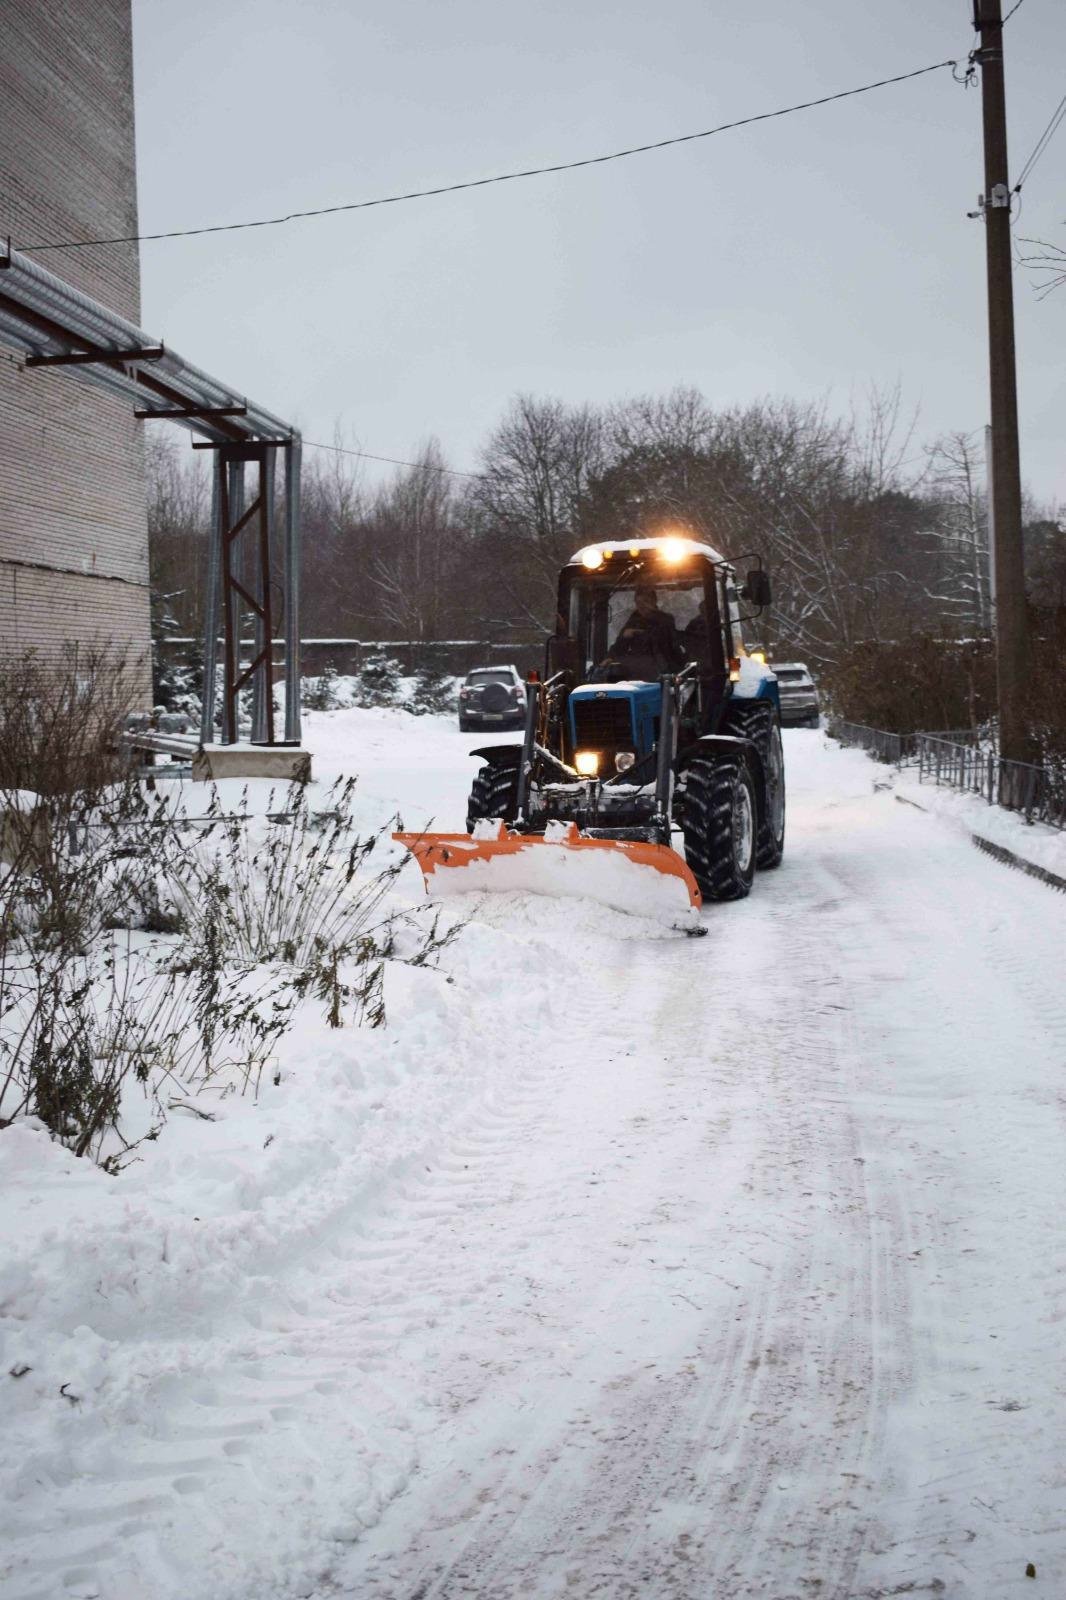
[573,575,708,682]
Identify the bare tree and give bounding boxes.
[472,395,606,628]
[146,433,211,634]
[363,441,464,645]
[1018,234,1066,300]
[922,431,992,634]
[300,431,368,636]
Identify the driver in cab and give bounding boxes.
[608,585,686,671]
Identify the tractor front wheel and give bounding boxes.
[681,753,756,901]
[466,756,520,832]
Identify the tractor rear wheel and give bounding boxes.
[680,753,756,901]
[466,755,520,831]
[722,700,786,870]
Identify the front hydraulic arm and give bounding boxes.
[653,677,676,844]
[514,680,540,826]
[653,664,698,844]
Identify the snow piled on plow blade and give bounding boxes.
[392,822,703,933]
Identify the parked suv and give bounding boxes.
[773,661,820,727]
[458,665,527,731]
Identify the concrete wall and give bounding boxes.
[0,0,150,689]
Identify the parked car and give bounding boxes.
[773,661,820,727]
[458,665,527,731]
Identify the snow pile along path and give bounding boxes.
[892,757,1066,883]
[0,708,559,1599]
[2,715,1064,1600]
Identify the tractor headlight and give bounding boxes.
[580,547,604,570]
[659,536,688,564]
[614,751,636,773]
[574,750,600,776]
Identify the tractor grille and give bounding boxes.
[571,697,633,750]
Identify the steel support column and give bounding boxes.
[220,457,246,744]
[197,437,301,748]
[251,448,276,744]
[199,455,224,745]
[283,439,302,745]
[215,442,289,746]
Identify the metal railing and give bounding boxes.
[916,735,1066,831]
[826,721,911,764]
[827,719,1066,831]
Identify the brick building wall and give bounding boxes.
[0,0,151,690]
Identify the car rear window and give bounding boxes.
[775,669,808,682]
[466,670,513,685]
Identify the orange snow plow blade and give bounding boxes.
[392,823,702,931]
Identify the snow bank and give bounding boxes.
[893,765,1066,883]
[0,709,566,1600]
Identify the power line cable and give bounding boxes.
[18,59,959,255]
[1013,89,1066,192]
[1002,0,1028,23]
[303,438,484,479]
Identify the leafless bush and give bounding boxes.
[821,636,996,735]
[0,651,459,1165]
[0,648,282,1161]
[169,778,391,962]
[0,647,155,945]
[169,777,458,1031]
[0,644,141,797]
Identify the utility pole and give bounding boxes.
[973,0,1029,768]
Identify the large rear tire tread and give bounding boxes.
[466,757,520,832]
[681,753,756,902]
[722,699,786,870]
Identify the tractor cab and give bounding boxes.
[554,537,729,684]
[545,537,769,775]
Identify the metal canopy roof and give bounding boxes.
[0,244,295,446]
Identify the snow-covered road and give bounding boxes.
[2,718,1063,1600]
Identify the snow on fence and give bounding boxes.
[829,720,1066,832]
[916,735,1066,831]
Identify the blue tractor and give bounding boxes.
[396,536,783,922]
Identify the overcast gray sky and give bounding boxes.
[132,0,1063,504]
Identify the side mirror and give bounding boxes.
[743,568,772,608]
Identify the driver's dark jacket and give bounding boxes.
[610,607,686,668]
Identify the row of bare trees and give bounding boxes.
[148,387,1064,665]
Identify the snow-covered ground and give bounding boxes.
[891,760,1066,883]
[2,714,1064,1600]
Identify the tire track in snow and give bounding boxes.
[342,842,918,1600]
[664,854,912,1599]
[821,803,1066,1595]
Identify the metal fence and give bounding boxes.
[828,721,997,766]
[916,735,1066,831]
[825,720,911,764]
[827,719,1066,831]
